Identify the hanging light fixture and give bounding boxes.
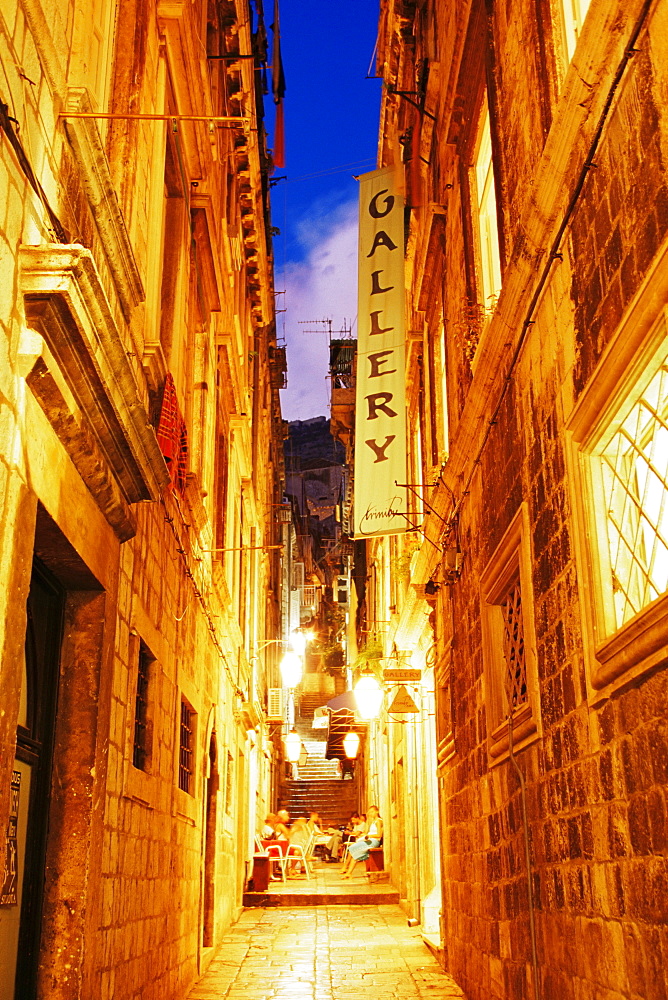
[342,730,360,759]
[354,670,383,720]
[284,728,302,763]
[279,650,303,688]
[290,630,307,655]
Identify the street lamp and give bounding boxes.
[342,731,360,759]
[290,630,307,655]
[289,629,316,656]
[279,650,303,688]
[284,728,302,763]
[354,670,383,720]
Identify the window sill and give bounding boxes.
[123,761,157,809]
[593,591,668,697]
[489,702,539,762]
[174,785,198,825]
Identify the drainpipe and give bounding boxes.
[507,716,540,1000]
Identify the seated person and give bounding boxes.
[274,809,291,843]
[340,805,383,879]
[307,811,333,853]
[261,813,278,840]
[326,812,364,861]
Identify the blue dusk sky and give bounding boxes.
[268,1,382,421]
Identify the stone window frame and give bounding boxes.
[480,503,542,763]
[564,239,668,704]
[123,614,163,809]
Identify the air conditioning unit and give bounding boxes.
[266,688,283,721]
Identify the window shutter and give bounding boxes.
[267,688,283,720]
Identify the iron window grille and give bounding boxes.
[480,504,540,761]
[597,359,668,631]
[179,699,194,794]
[501,581,527,710]
[132,643,152,770]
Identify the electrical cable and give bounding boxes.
[0,100,68,242]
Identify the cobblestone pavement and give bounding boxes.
[187,904,467,999]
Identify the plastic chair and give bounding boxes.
[285,829,315,879]
[254,836,287,882]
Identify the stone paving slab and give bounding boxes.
[186,905,467,999]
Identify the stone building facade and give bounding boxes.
[357,0,668,997]
[0,1,284,997]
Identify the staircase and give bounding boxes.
[282,779,359,829]
[298,738,340,780]
[280,713,359,828]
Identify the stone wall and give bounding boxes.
[374,0,668,998]
[0,1,282,997]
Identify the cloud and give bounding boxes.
[279,199,358,421]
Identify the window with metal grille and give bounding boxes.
[596,360,668,631]
[566,288,668,694]
[132,642,152,770]
[178,699,195,794]
[480,504,540,762]
[501,581,527,711]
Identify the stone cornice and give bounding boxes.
[20,244,170,508]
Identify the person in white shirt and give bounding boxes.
[340,805,383,879]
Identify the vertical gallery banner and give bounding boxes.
[354,167,407,537]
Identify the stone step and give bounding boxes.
[243,886,399,907]
[281,778,358,828]
[296,760,341,780]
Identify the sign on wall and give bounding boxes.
[1,771,21,906]
[354,167,407,537]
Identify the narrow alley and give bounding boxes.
[186,905,466,1000]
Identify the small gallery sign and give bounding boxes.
[354,166,407,538]
[1,770,21,906]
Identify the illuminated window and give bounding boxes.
[473,102,502,316]
[480,505,540,761]
[597,362,668,631]
[439,326,450,457]
[561,0,593,61]
[566,277,668,696]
